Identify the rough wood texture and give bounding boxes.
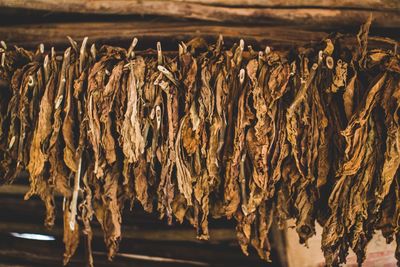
[0,22,328,49]
[0,21,397,52]
[175,0,400,9]
[0,0,399,29]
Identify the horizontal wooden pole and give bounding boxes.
[175,0,400,10]
[0,21,326,49]
[0,222,237,242]
[0,0,399,28]
[0,21,397,52]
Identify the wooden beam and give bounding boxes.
[0,21,398,52]
[0,0,399,29]
[0,185,34,195]
[2,0,400,10]
[0,222,237,242]
[0,21,327,50]
[173,0,400,10]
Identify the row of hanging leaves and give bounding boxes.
[0,18,399,266]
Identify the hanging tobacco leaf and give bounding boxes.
[0,18,399,267]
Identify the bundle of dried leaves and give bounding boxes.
[0,19,399,266]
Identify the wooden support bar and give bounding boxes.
[0,21,397,52]
[0,0,399,29]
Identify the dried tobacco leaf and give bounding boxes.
[0,20,399,267]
